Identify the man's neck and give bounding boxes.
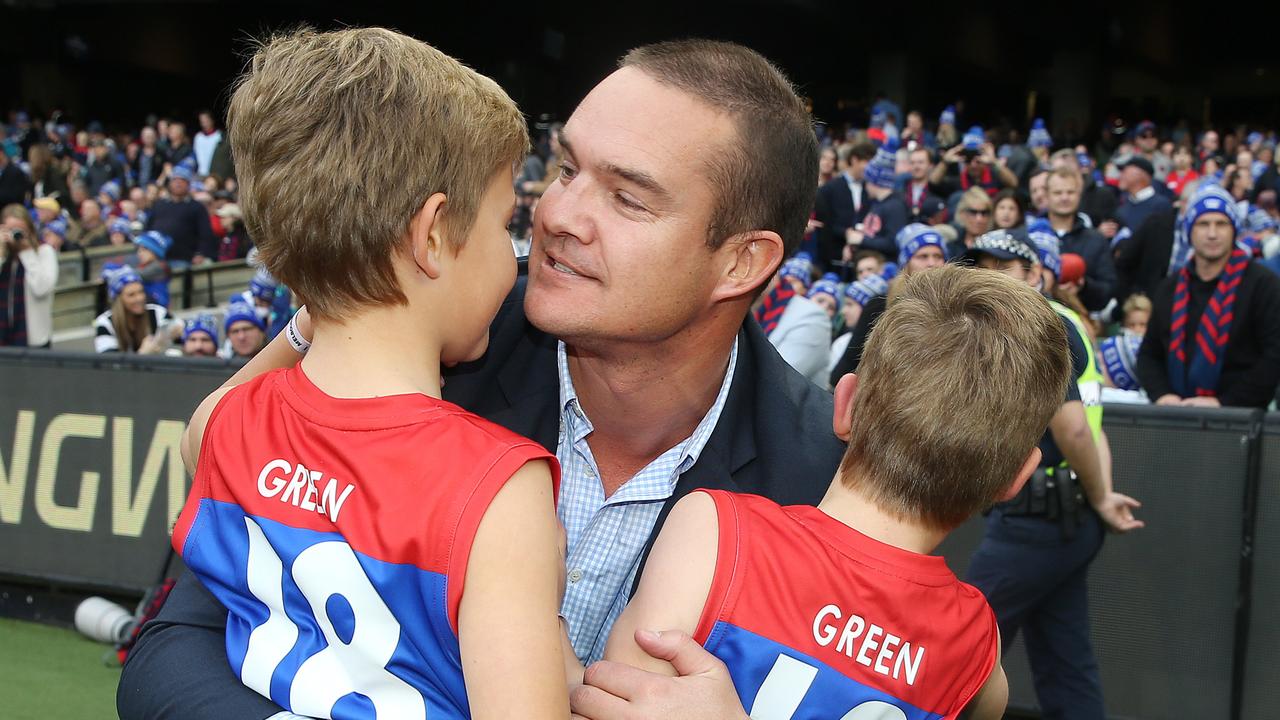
[818,474,945,555]
[566,312,739,495]
[1048,211,1075,232]
[1130,184,1154,201]
[302,304,443,401]
[1194,253,1231,282]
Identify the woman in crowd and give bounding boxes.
[93,264,172,354]
[0,204,58,347]
[947,187,994,258]
[992,188,1027,232]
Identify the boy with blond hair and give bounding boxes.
[171,28,568,719]
[600,265,1072,720]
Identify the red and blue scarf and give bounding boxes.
[1167,247,1250,398]
[754,284,796,337]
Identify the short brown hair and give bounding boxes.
[1047,166,1082,191]
[839,265,1071,530]
[620,40,816,256]
[228,27,528,321]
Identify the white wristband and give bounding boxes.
[284,312,311,355]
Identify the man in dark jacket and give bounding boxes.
[1045,167,1117,312]
[1113,205,1177,310]
[814,140,876,270]
[144,166,216,267]
[118,39,846,720]
[1137,185,1280,408]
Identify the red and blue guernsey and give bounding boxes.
[173,365,558,720]
[692,491,998,720]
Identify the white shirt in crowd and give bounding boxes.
[193,130,223,177]
[6,244,59,347]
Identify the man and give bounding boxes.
[193,111,223,177]
[180,314,219,358]
[1029,168,1049,216]
[1132,120,1170,182]
[1136,185,1280,408]
[1051,148,1118,229]
[72,198,108,248]
[132,127,164,188]
[815,140,876,270]
[962,229,1142,720]
[0,150,30,208]
[118,39,845,720]
[898,109,935,149]
[84,139,126,195]
[1199,129,1221,166]
[929,125,1018,200]
[220,301,266,360]
[1045,167,1117,312]
[900,145,942,217]
[163,122,193,167]
[846,141,908,259]
[1115,156,1173,233]
[145,166,217,269]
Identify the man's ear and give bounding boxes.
[832,373,859,442]
[712,230,785,302]
[408,192,449,279]
[997,448,1042,502]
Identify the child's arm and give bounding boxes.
[179,307,311,475]
[960,635,1008,720]
[459,459,569,719]
[602,492,720,675]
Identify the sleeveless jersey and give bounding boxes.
[693,491,998,720]
[172,365,558,720]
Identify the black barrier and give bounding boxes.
[0,349,234,594]
[1242,414,1280,720]
[939,405,1263,720]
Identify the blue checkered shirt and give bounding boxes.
[555,339,737,664]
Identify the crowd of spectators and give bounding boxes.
[0,109,277,359]
[4,102,1280,408]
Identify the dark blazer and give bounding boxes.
[117,261,846,719]
[815,174,869,270]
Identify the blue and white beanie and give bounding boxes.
[1026,220,1062,279]
[807,272,842,306]
[895,223,948,266]
[1247,207,1277,234]
[1247,131,1264,148]
[939,105,956,127]
[863,137,899,189]
[135,230,172,260]
[170,165,195,183]
[42,218,68,241]
[779,251,814,290]
[248,268,278,303]
[224,300,266,333]
[1100,331,1144,392]
[1183,184,1242,242]
[102,263,142,300]
[183,313,219,343]
[844,273,890,308]
[108,217,133,238]
[1028,118,1052,149]
[962,126,985,151]
[870,108,888,129]
[99,180,122,202]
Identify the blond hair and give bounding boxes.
[1122,293,1152,318]
[840,265,1071,530]
[227,27,529,321]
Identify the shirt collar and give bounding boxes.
[1131,185,1155,202]
[556,337,739,471]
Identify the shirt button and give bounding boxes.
[585,466,596,478]
[568,569,583,583]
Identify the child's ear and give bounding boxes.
[997,448,1042,502]
[408,192,448,279]
[832,373,859,442]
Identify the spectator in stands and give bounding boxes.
[1121,294,1152,336]
[32,196,64,230]
[0,204,57,347]
[83,139,125,194]
[1028,168,1049,216]
[827,270,890,379]
[852,248,886,281]
[98,180,122,214]
[1224,165,1254,214]
[146,166,216,269]
[130,230,173,307]
[930,126,1018,200]
[180,314,219,358]
[992,188,1026,231]
[214,203,252,260]
[1045,167,1116,311]
[829,223,948,385]
[936,104,958,148]
[39,218,68,253]
[0,149,30,207]
[1115,156,1173,233]
[817,147,837,186]
[946,187,993,258]
[1137,185,1280,408]
[519,122,563,197]
[898,109,935,149]
[27,143,68,204]
[1166,145,1199,199]
[1132,120,1170,181]
[193,111,223,177]
[754,252,830,385]
[901,146,941,217]
[75,198,109,248]
[1099,330,1145,400]
[221,299,267,360]
[806,272,841,319]
[845,141,908,259]
[163,122,192,167]
[133,126,163,187]
[815,140,876,270]
[93,264,172,354]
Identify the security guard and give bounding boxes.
[961,229,1143,720]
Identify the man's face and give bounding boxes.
[80,200,101,226]
[1029,173,1048,213]
[525,67,735,347]
[1047,174,1081,218]
[1173,148,1192,170]
[855,256,883,280]
[170,177,189,199]
[960,201,992,237]
[141,127,157,147]
[228,321,265,357]
[1190,213,1235,264]
[848,156,869,181]
[1120,165,1149,192]
[93,144,108,160]
[908,150,931,181]
[811,293,837,318]
[1136,130,1157,153]
[906,246,945,274]
[1203,131,1220,153]
[199,113,214,132]
[906,112,923,131]
[183,333,217,357]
